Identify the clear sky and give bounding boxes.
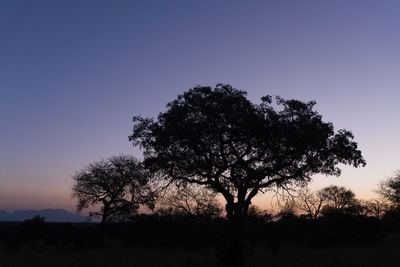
[1,0,400,212]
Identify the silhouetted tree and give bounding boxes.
[295,187,328,220]
[321,185,356,209]
[319,185,361,215]
[157,184,222,217]
[362,199,388,218]
[377,170,400,206]
[130,84,365,225]
[72,155,156,223]
[295,185,362,218]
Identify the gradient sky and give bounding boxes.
[1,0,400,212]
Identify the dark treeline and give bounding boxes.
[2,206,400,266]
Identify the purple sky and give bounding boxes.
[1,0,400,212]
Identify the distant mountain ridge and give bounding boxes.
[0,209,87,222]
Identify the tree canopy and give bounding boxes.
[294,185,360,219]
[72,155,156,223]
[377,170,400,206]
[129,84,365,222]
[319,185,358,210]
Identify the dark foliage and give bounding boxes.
[377,170,400,206]
[0,213,388,255]
[72,155,156,223]
[129,84,365,224]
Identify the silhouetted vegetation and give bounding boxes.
[129,84,365,226]
[127,84,366,266]
[377,170,400,206]
[72,155,156,223]
[8,85,400,266]
[156,184,222,218]
[1,208,399,266]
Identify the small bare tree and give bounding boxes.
[295,187,328,220]
[363,199,389,218]
[158,185,222,217]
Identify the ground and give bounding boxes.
[1,240,400,267]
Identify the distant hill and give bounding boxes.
[0,209,88,222]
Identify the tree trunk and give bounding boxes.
[219,201,251,267]
[101,203,110,224]
[226,201,251,225]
